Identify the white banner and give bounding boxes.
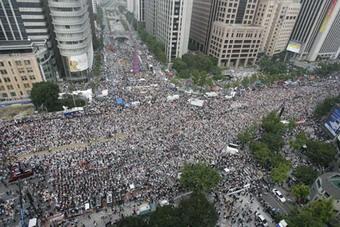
[68,53,89,72]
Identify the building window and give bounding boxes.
[3,77,11,82]
[0,85,5,91]
[18,68,25,74]
[15,60,22,66]
[0,69,8,75]
[29,75,36,80]
[21,76,28,81]
[27,68,33,73]
[10,92,16,97]
[23,83,30,88]
[2,93,8,98]
[0,62,4,67]
[7,85,14,90]
[24,60,31,65]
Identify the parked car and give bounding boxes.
[256,212,269,227]
[272,188,286,203]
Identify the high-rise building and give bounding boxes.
[127,0,134,12]
[0,43,44,100]
[145,0,193,62]
[255,0,301,56]
[48,0,94,81]
[288,0,340,61]
[0,0,58,81]
[207,0,264,68]
[189,0,219,53]
[134,0,145,22]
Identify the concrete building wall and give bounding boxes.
[48,0,94,81]
[144,0,193,62]
[0,52,43,100]
[255,0,300,56]
[208,22,263,68]
[189,0,218,53]
[289,0,333,60]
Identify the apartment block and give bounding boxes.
[255,0,300,56]
[289,0,340,61]
[0,45,44,100]
[145,0,193,61]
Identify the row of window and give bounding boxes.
[0,67,34,75]
[0,60,31,67]
[0,83,31,91]
[1,90,30,98]
[0,75,36,83]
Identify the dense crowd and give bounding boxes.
[1,11,340,226]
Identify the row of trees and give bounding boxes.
[286,199,336,227]
[31,82,85,112]
[172,53,222,87]
[114,163,221,227]
[289,131,337,168]
[238,112,292,183]
[114,193,218,227]
[137,25,167,63]
[315,62,340,77]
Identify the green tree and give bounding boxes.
[292,166,318,185]
[149,206,182,227]
[289,132,308,150]
[178,193,218,227]
[305,140,337,168]
[237,125,257,146]
[270,162,291,184]
[113,216,148,227]
[172,58,187,72]
[30,81,60,112]
[249,142,271,167]
[261,112,285,135]
[180,163,221,193]
[261,132,284,152]
[292,184,309,204]
[287,199,335,227]
[314,95,340,120]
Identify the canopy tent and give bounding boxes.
[188,98,205,107]
[116,98,125,106]
[167,95,180,102]
[205,92,218,97]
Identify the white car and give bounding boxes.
[256,212,269,227]
[272,188,286,203]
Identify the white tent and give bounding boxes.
[28,218,37,227]
[85,203,90,210]
[167,95,179,102]
[188,98,205,107]
[129,183,135,190]
[224,168,231,173]
[205,92,218,97]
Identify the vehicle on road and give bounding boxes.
[272,188,286,203]
[256,212,269,226]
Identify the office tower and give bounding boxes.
[145,0,193,62]
[207,0,264,68]
[255,0,301,56]
[189,0,219,53]
[0,44,44,100]
[48,0,94,81]
[0,0,58,81]
[289,0,340,61]
[127,0,134,12]
[134,0,145,22]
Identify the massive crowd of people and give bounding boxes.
[1,7,340,226]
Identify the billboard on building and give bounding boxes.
[324,106,340,137]
[286,41,302,53]
[320,0,338,33]
[68,54,89,72]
